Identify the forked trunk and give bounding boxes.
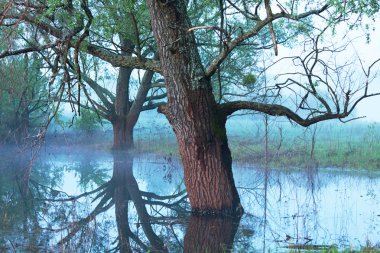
[147,0,242,215]
[112,38,133,150]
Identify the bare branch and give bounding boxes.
[219,100,348,127]
[188,25,229,36]
[205,4,329,77]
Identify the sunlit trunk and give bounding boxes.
[147,0,242,215]
[174,98,241,215]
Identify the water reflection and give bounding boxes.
[235,164,380,251]
[54,151,191,252]
[0,147,379,252]
[184,215,240,253]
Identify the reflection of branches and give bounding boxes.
[57,193,114,246]
[34,181,109,202]
[48,152,187,252]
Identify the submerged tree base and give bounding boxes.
[191,204,244,217]
[184,215,241,253]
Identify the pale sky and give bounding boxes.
[267,19,380,122]
[351,26,380,122]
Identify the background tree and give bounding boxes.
[0,54,49,144]
[0,0,165,149]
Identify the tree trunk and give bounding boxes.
[147,0,242,215]
[112,64,132,149]
[111,115,134,150]
[111,117,125,149]
[125,69,155,149]
[112,37,133,150]
[112,40,156,150]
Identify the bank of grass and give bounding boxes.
[134,120,380,170]
[228,138,380,170]
[47,118,380,170]
[299,246,380,253]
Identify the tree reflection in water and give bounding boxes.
[55,151,190,252]
[0,150,242,252]
[2,148,378,252]
[184,215,240,253]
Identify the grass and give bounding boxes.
[133,119,380,170]
[298,246,380,253]
[230,121,380,170]
[47,116,380,170]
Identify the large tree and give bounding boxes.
[1,0,380,215]
[145,0,380,215]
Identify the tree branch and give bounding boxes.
[142,102,167,111]
[0,43,58,58]
[1,13,162,73]
[204,4,329,77]
[219,101,348,127]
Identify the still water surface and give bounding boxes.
[0,146,379,252]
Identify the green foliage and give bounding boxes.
[329,0,380,17]
[242,73,257,89]
[328,0,379,40]
[74,108,101,134]
[92,0,151,46]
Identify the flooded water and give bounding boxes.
[0,145,379,252]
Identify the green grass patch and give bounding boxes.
[134,120,380,170]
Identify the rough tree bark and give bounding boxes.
[112,37,133,150]
[147,0,242,215]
